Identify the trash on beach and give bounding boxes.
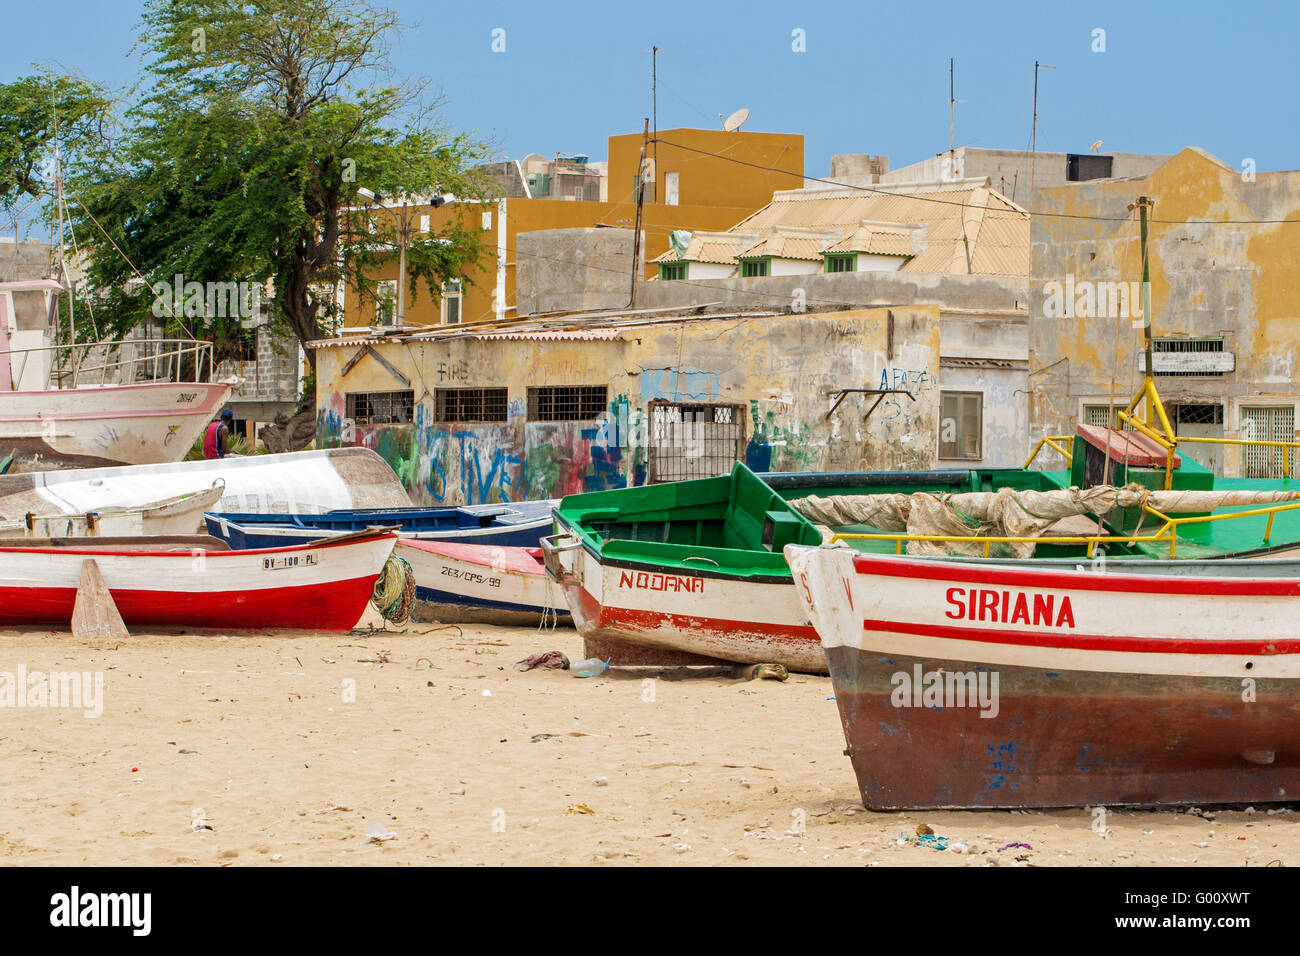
[365,822,398,843]
[997,841,1033,852]
[736,663,789,682]
[914,833,950,851]
[514,650,569,672]
[566,804,595,815]
[570,657,610,678]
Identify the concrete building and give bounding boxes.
[340,127,805,330]
[880,147,1170,209]
[518,153,607,202]
[311,305,940,505]
[1029,147,1300,478]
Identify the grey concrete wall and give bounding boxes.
[633,269,1027,316]
[516,227,642,315]
[883,147,1170,208]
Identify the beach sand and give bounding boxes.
[0,610,1294,866]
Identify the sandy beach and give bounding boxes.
[0,610,1294,867]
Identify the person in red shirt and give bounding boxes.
[203,409,235,459]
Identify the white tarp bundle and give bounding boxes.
[790,485,1298,558]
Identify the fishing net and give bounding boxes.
[371,553,415,624]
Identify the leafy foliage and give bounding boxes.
[67,0,498,361]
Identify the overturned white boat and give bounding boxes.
[0,481,226,538]
[0,447,412,519]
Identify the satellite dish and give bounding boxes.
[721,108,750,132]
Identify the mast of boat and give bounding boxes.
[50,87,77,383]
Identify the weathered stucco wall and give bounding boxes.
[1029,147,1300,475]
[314,306,941,504]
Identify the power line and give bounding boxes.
[652,137,1300,226]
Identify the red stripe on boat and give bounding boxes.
[0,577,379,631]
[852,554,1300,597]
[861,617,1300,656]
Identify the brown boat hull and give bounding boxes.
[827,645,1300,809]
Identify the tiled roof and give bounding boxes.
[654,180,1029,277]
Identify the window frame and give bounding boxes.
[824,253,857,274]
[345,389,415,426]
[938,390,983,461]
[433,386,509,424]
[659,261,688,281]
[527,385,609,422]
[738,257,771,278]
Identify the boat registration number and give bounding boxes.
[263,554,318,571]
[441,566,502,588]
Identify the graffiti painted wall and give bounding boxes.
[314,307,941,504]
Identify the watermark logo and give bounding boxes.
[1042,274,1146,328]
[791,28,806,53]
[0,666,103,718]
[491,27,506,53]
[1241,158,1256,183]
[50,886,150,936]
[890,664,999,718]
[151,274,262,320]
[1091,27,1106,53]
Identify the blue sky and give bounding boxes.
[2,0,1293,180]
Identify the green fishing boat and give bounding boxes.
[541,423,1300,673]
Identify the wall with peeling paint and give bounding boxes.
[1030,148,1300,476]
[313,307,941,504]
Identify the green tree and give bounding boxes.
[69,0,496,366]
[0,72,110,236]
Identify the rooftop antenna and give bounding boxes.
[721,108,749,132]
[1029,61,1056,202]
[652,45,658,202]
[949,58,966,176]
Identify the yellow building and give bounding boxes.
[1030,147,1300,478]
[341,128,804,329]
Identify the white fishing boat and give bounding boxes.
[786,543,1300,809]
[399,538,571,627]
[0,481,225,538]
[0,279,235,468]
[0,447,412,519]
[0,527,398,631]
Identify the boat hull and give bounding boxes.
[0,381,233,468]
[546,531,825,672]
[204,500,557,551]
[399,539,571,627]
[786,545,1300,809]
[0,530,396,631]
[0,447,411,519]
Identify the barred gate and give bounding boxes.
[646,400,747,483]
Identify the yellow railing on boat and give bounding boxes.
[1023,378,1300,484]
[830,499,1300,559]
[1022,436,1075,469]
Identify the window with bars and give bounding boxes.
[1240,405,1297,478]
[646,401,746,483]
[739,258,770,278]
[825,253,856,274]
[659,262,687,281]
[939,391,982,460]
[434,387,508,423]
[1083,404,1128,429]
[1150,337,1229,377]
[1171,403,1224,427]
[527,385,608,422]
[346,390,414,425]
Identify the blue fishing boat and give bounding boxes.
[204,499,558,550]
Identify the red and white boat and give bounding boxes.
[785,544,1300,809]
[0,528,398,631]
[0,279,234,468]
[399,539,571,627]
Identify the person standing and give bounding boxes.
[203,409,235,460]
